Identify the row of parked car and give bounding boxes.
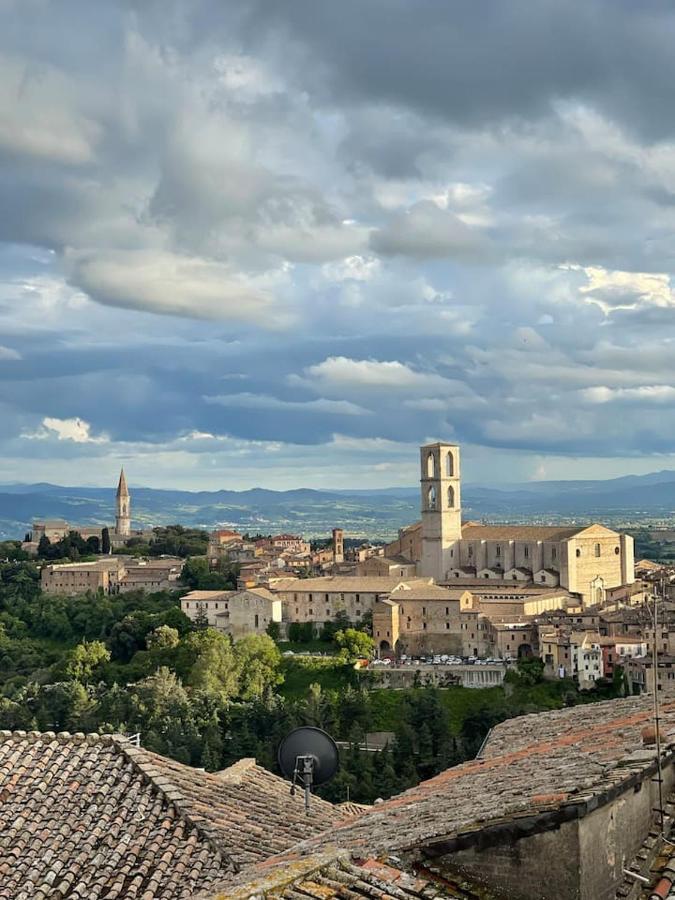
[371,655,511,667]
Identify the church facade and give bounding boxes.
[27,469,150,552]
[388,442,635,607]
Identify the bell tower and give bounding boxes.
[420,442,462,581]
[115,468,131,537]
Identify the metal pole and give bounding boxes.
[652,579,665,835]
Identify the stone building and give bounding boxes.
[372,584,470,655]
[268,575,432,629]
[41,556,182,596]
[389,441,635,606]
[180,587,282,638]
[356,555,417,578]
[206,695,675,900]
[26,469,150,553]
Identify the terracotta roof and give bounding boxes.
[210,696,675,897]
[389,584,468,601]
[269,576,432,593]
[461,524,584,541]
[0,733,346,899]
[210,853,466,899]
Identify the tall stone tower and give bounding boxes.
[332,528,344,564]
[419,442,462,582]
[115,468,131,537]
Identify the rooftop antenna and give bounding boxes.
[278,726,339,814]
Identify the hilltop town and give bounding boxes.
[15,442,675,698]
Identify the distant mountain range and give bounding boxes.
[3,470,675,541]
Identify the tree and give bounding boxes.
[146,625,180,651]
[320,610,351,642]
[64,640,111,683]
[37,535,52,558]
[128,668,201,764]
[266,621,281,641]
[334,628,374,663]
[101,528,111,555]
[515,656,545,685]
[187,630,239,701]
[234,635,283,700]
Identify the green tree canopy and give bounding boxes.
[334,628,374,663]
[64,640,111,683]
[233,634,283,700]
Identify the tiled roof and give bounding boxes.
[210,696,675,897]
[0,733,345,899]
[389,584,468,601]
[269,576,432,593]
[461,524,584,541]
[210,853,469,899]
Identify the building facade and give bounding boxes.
[180,588,282,638]
[392,441,635,606]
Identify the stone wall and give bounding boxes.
[432,754,675,900]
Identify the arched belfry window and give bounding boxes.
[427,452,436,478]
[594,543,601,558]
[427,485,437,510]
[447,485,455,508]
[446,451,454,477]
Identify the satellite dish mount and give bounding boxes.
[278,726,339,814]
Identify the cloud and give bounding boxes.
[0,345,21,360]
[571,265,675,313]
[204,392,368,415]
[24,417,109,444]
[68,250,286,324]
[580,385,675,404]
[296,356,455,393]
[370,200,489,260]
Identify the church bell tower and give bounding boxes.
[115,468,131,537]
[419,442,462,582]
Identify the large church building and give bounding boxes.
[388,442,635,607]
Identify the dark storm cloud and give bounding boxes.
[242,0,675,139]
[2,0,675,485]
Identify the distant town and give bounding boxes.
[6,441,675,698]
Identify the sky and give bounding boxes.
[3,0,675,490]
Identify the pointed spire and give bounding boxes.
[116,468,129,497]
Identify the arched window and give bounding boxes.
[446,451,454,477]
[427,452,436,478]
[427,485,437,510]
[447,485,455,508]
[594,543,601,558]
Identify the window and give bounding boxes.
[595,543,601,557]
[423,622,427,630]
[524,546,529,558]
[445,607,449,615]
[254,614,259,628]
[427,451,436,478]
[447,485,455,508]
[446,622,450,630]
[355,594,360,603]
[615,546,620,555]
[309,608,313,615]
[325,593,329,602]
[576,549,581,558]
[552,547,557,560]
[446,451,454,477]
[427,485,437,510]
[496,545,501,557]
[468,546,473,558]
[309,593,313,601]
[422,607,426,615]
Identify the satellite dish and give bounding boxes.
[278,726,339,812]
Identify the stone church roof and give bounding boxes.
[0,732,344,899]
